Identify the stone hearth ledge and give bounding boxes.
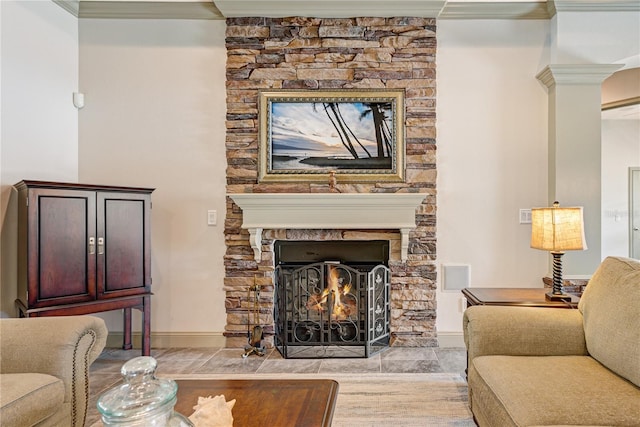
[227,193,426,262]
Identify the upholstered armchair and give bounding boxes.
[463,256,640,426]
[0,315,108,426]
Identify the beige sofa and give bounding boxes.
[0,315,108,427]
[463,256,640,426]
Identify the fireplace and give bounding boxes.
[224,17,437,350]
[274,241,390,358]
[225,192,433,349]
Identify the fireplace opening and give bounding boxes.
[274,240,390,359]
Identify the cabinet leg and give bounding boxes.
[123,308,133,350]
[142,296,151,356]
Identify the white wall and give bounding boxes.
[602,118,640,257]
[436,15,639,336]
[435,19,550,334]
[553,11,640,65]
[3,6,637,342]
[0,0,79,316]
[547,10,640,276]
[78,19,228,339]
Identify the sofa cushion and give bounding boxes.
[578,256,640,387]
[470,355,640,426]
[0,373,64,427]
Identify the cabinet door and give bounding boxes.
[28,189,97,307]
[96,192,151,298]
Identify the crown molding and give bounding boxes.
[439,1,550,19]
[536,64,624,87]
[548,0,640,15]
[602,96,640,111]
[53,0,81,17]
[77,1,223,19]
[56,0,639,20]
[213,0,447,18]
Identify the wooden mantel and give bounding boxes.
[227,193,426,262]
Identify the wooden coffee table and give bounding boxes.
[174,379,339,427]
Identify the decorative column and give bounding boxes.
[536,64,622,275]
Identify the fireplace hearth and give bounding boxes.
[274,241,390,358]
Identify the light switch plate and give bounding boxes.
[519,209,532,224]
[207,210,217,226]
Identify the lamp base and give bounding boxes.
[545,291,572,302]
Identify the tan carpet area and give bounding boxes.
[329,373,474,427]
[88,347,472,426]
[164,372,475,427]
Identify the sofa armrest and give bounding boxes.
[0,315,108,427]
[463,305,587,362]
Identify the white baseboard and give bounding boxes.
[437,332,465,348]
[107,332,465,349]
[106,332,226,349]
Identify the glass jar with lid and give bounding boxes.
[97,356,193,426]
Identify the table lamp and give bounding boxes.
[531,201,587,301]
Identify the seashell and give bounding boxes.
[188,394,236,427]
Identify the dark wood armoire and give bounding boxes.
[14,180,154,355]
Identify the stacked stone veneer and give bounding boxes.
[224,17,437,348]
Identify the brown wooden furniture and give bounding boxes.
[14,180,154,355]
[462,287,579,308]
[174,379,339,427]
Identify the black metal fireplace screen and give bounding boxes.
[274,259,390,359]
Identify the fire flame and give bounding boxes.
[306,266,354,320]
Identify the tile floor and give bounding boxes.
[87,345,467,425]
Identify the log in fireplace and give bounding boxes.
[274,240,390,358]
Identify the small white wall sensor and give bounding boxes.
[73,92,85,109]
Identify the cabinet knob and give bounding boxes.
[89,237,96,255]
[98,237,104,255]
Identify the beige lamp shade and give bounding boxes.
[531,203,587,252]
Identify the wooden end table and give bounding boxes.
[174,379,339,427]
[461,287,579,309]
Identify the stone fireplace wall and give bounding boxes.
[224,17,437,348]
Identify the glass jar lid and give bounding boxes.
[97,356,178,423]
